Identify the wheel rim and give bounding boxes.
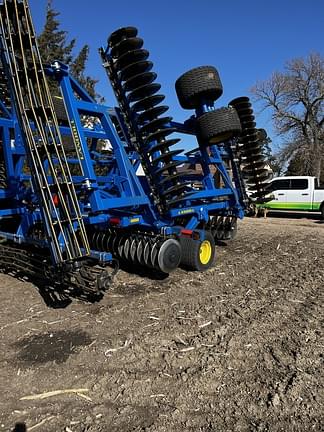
[199,240,212,265]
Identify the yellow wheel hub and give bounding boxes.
[199,240,212,265]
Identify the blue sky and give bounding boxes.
[30,0,324,151]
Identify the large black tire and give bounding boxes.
[197,107,242,145]
[175,66,223,110]
[180,231,215,271]
[320,203,324,220]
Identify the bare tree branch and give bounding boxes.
[251,52,324,179]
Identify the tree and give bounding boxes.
[70,45,99,100]
[251,53,324,179]
[286,151,307,176]
[257,128,283,176]
[38,0,75,67]
[38,0,100,100]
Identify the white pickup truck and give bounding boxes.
[262,176,324,218]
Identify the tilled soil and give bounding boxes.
[0,216,323,432]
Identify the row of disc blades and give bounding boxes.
[106,26,195,209]
[229,97,272,202]
[90,229,181,274]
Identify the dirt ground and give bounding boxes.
[0,215,323,432]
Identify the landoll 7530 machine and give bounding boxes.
[0,0,270,298]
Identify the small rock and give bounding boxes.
[272,393,280,407]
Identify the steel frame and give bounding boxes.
[0,59,245,260]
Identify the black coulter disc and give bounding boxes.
[235,107,253,117]
[140,117,172,134]
[240,120,256,129]
[144,127,177,144]
[145,138,180,154]
[167,192,198,207]
[136,105,169,124]
[242,160,267,171]
[116,49,149,71]
[123,237,132,260]
[136,238,145,264]
[111,37,144,58]
[123,71,157,92]
[229,96,251,109]
[157,239,181,273]
[130,237,139,262]
[153,160,181,176]
[151,149,182,164]
[119,60,153,81]
[108,27,138,47]
[143,241,152,267]
[150,241,159,268]
[158,170,189,185]
[131,94,165,112]
[160,182,191,197]
[127,83,161,103]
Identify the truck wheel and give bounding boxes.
[320,203,324,220]
[175,66,223,109]
[197,107,242,145]
[180,231,215,271]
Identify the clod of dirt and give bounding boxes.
[272,393,281,407]
[13,329,93,365]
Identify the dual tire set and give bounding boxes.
[175,66,242,145]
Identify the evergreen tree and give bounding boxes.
[38,0,75,67]
[70,45,99,100]
[38,0,101,100]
